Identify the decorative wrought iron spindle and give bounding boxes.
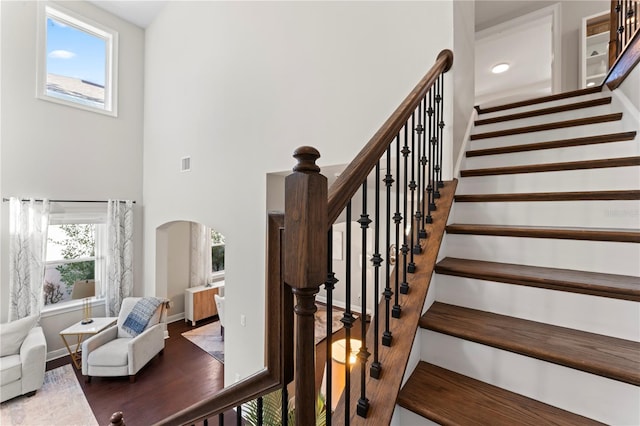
[407,111,417,273]
[392,135,402,318]
[382,146,394,345]
[400,124,410,295]
[370,162,383,375]
[415,99,426,244]
[437,73,445,189]
[324,229,336,426]
[341,201,355,424]
[433,77,442,199]
[419,96,429,236]
[282,386,289,426]
[357,181,371,418]
[426,88,435,222]
[257,397,263,425]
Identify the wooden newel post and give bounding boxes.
[284,146,328,426]
[107,411,125,426]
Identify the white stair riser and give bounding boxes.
[474,103,616,134]
[421,330,640,425]
[478,92,607,121]
[464,140,640,169]
[457,166,640,194]
[432,275,640,341]
[444,234,640,276]
[469,121,628,151]
[391,407,439,426]
[452,200,640,229]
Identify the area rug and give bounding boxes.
[182,320,225,364]
[0,364,98,426]
[314,304,356,344]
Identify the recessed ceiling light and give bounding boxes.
[491,63,510,74]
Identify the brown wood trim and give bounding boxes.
[475,86,602,115]
[460,156,640,177]
[327,50,453,225]
[332,180,457,425]
[608,0,618,67]
[606,27,640,90]
[155,213,291,425]
[435,257,640,302]
[398,362,604,425]
[420,302,640,386]
[454,189,640,202]
[466,132,637,157]
[470,113,623,140]
[445,223,640,243]
[474,97,612,126]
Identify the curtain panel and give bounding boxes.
[8,198,50,320]
[105,200,134,316]
[189,222,212,287]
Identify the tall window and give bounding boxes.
[211,230,225,275]
[44,222,105,307]
[37,3,118,116]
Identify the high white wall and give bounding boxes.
[143,1,459,385]
[0,1,144,350]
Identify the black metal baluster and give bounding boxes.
[357,182,371,418]
[434,77,442,199]
[400,124,410,295]
[371,162,383,375]
[438,73,445,189]
[204,419,208,426]
[341,201,355,424]
[382,147,394,345]
[392,135,402,318]
[218,413,224,426]
[324,226,336,425]
[236,405,242,426]
[257,397,263,426]
[426,89,435,223]
[282,386,289,426]
[419,96,429,235]
[407,111,417,273]
[415,99,426,244]
[618,1,624,55]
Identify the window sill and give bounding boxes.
[40,298,105,318]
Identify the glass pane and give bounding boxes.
[211,245,225,272]
[44,260,95,305]
[47,224,96,260]
[46,16,106,108]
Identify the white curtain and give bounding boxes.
[190,222,212,287]
[105,200,133,316]
[8,198,50,320]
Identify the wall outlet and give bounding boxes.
[240,314,246,327]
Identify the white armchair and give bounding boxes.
[0,315,47,403]
[82,297,166,383]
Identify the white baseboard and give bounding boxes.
[47,347,72,362]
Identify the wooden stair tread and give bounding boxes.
[398,362,604,426]
[460,156,640,177]
[466,131,637,157]
[470,113,623,140]
[420,302,640,385]
[446,223,640,243]
[475,86,603,115]
[475,97,612,126]
[454,189,640,202]
[435,257,640,302]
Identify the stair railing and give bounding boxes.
[606,0,640,88]
[285,49,453,424]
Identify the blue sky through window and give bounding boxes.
[46,17,106,87]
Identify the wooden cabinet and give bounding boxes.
[581,11,610,88]
[185,283,223,326]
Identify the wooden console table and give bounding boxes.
[185,282,224,326]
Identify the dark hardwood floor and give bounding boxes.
[47,316,239,426]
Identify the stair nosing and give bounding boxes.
[475,86,603,114]
[454,190,640,202]
[474,97,612,126]
[460,156,640,177]
[470,113,623,140]
[420,302,640,386]
[466,131,637,157]
[445,224,640,243]
[435,257,640,302]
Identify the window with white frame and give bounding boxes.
[211,229,225,277]
[44,213,106,308]
[37,3,118,116]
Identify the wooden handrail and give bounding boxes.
[605,0,640,89]
[327,49,453,225]
[154,213,293,426]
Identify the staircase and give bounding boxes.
[397,87,640,425]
